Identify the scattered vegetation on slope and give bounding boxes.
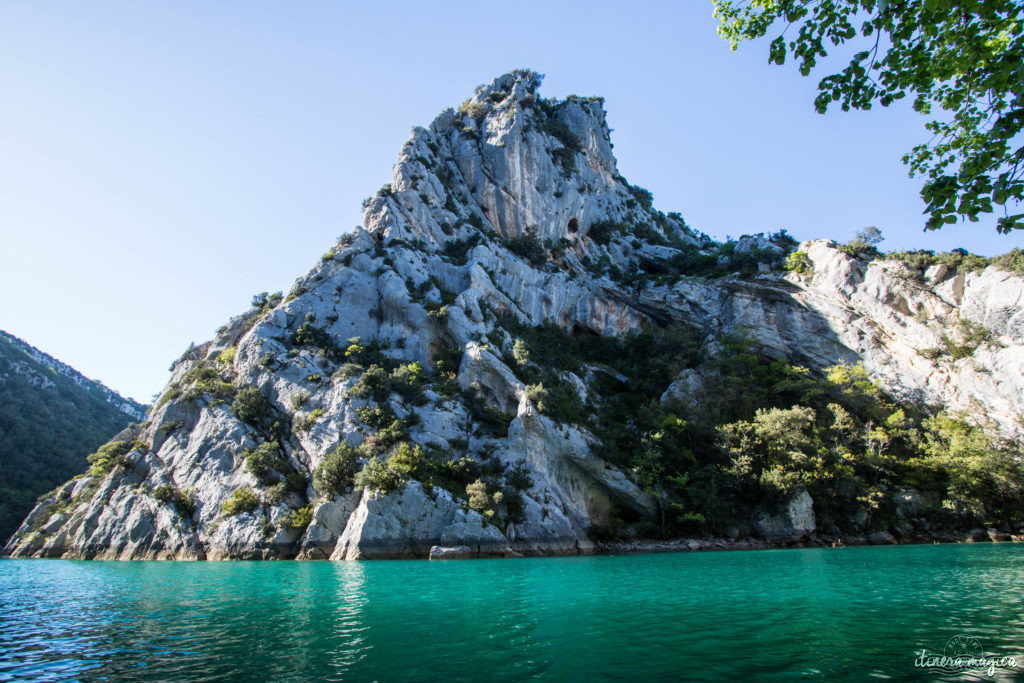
[495,317,1024,539]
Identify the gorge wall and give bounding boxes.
[6,71,1022,560]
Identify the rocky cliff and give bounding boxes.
[6,71,1022,560]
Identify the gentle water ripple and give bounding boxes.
[2,544,1023,680]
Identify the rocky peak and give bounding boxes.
[6,72,1023,561]
[364,69,669,258]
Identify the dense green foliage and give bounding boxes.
[231,386,272,426]
[715,0,1024,234]
[888,246,1024,278]
[784,250,813,275]
[581,229,794,284]
[86,440,132,478]
[242,442,284,486]
[280,504,313,531]
[222,487,260,516]
[440,234,482,265]
[498,317,1024,537]
[354,443,427,495]
[158,358,236,407]
[0,331,143,541]
[290,314,342,361]
[313,442,360,498]
[504,229,548,267]
[152,484,197,518]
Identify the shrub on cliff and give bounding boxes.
[87,440,132,478]
[231,386,271,426]
[152,484,196,518]
[505,228,547,267]
[222,488,260,516]
[349,365,390,402]
[243,442,282,485]
[784,251,813,276]
[313,442,360,498]
[466,478,503,521]
[280,504,313,531]
[353,443,426,495]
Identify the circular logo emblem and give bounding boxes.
[944,635,984,658]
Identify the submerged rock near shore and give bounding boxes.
[6,70,1023,560]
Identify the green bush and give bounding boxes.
[441,234,481,265]
[537,118,581,176]
[622,180,654,210]
[458,100,488,122]
[425,302,449,322]
[991,247,1024,275]
[506,461,533,491]
[87,440,132,478]
[463,381,514,436]
[549,147,577,177]
[350,364,390,402]
[505,228,547,267]
[466,478,503,521]
[217,346,237,366]
[280,504,314,531]
[231,386,271,426]
[222,487,260,516]
[264,481,288,504]
[353,443,426,495]
[334,363,363,380]
[524,383,549,409]
[152,484,196,518]
[512,339,530,366]
[290,315,341,361]
[314,442,360,498]
[784,251,813,276]
[390,362,427,404]
[943,319,998,359]
[243,442,281,484]
[157,420,184,434]
[357,405,397,431]
[522,376,586,425]
[887,248,991,278]
[180,362,236,403]
[292,408,324,433]
[152,484,177,505]
[251,291,283,314]
[353,455,388,493]
[177,489,197,518]
[587,220,627,246]
[286,472,308,493]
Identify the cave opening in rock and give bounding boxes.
[567,217,579,233]
[570,323,599,340]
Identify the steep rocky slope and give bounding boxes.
[0,330,146,541]
[6,71,1022,560]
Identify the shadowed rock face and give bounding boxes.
[6,70,1022,560]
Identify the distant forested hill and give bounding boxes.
[0,331,146,541]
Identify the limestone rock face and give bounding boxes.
[5,70,1022,560]
[753,490,817,543]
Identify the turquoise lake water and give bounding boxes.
[2,544,1023,681]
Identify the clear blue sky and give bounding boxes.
[2,1,1021,403]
